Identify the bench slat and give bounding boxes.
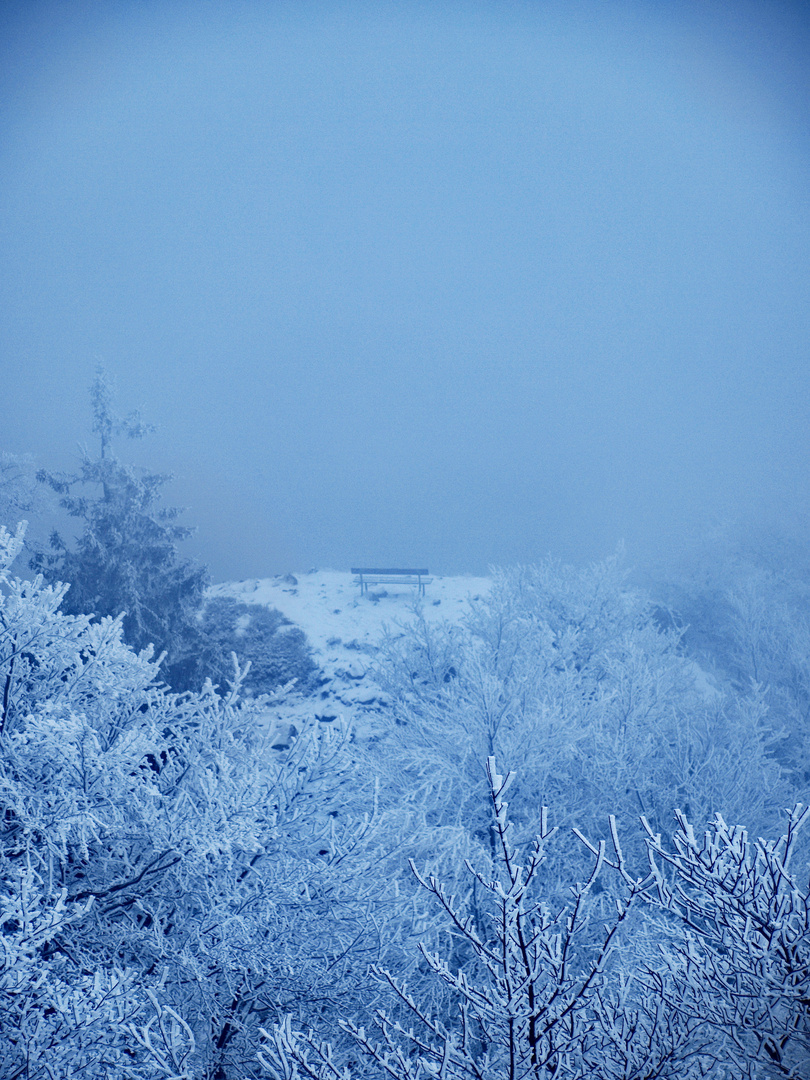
[354,575,433,585]
[351,568,429,575]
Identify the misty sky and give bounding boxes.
[2,0,809,581]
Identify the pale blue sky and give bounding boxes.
[2,0,809,579]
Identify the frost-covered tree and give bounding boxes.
[645,802,810,1078]
[30,367,209,690]
[1,522,414,1078]
[0,521,171,1077]
[259,760,722,1080]
[372,557,786,894]
[0,450,57,555]
[653,522,810,788]
[261,757,810,1080]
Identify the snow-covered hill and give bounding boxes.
[208,569,491,741]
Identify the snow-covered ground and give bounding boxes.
[208,568,719,747]
[208,569,491,741]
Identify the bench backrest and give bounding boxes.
[351,568,429,576]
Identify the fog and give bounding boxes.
[2,0,809,582]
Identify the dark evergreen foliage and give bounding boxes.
[30,368,209,690]
[200,596,318,696]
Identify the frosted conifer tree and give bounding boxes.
[30,367,208,690]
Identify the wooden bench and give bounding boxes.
[351,567,433,597]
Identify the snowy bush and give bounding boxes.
[655,524,810,789]
[200,596,318,697]
[372,556,787,897]
[261,756,810,1079]
[0,522,414,1077]
[645,802,810,1077]
[258,759,724,1080]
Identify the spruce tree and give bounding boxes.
[31,367,208,689]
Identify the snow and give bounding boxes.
[208,569,720,746]
[209,569,490,654]
[208,569,491,737]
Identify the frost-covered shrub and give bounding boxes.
[0,522,411,1078]
[645,802,810,1078]
[200,595,318,695]
[0,871,150,1080]
[259,761,722,1080]
[651,521,810,794]
[262,760,810,1080]
[372,556,787,893]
